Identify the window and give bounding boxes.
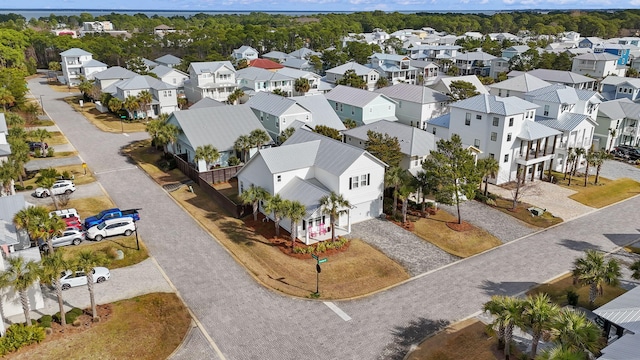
[491,132,497,141]
[504,154,509,163]
[349,173,370,189]
[240,181,244,193]
[465,113,471,126]
[432,128,436,135]
[492,117,499,126]
[340,104,343,112]
[476,115,482,120]
[277,175,281,182]
[399,101,402,108]
[508,118,514,126]
[335,102,339,111]
[498,90,502,97]
[350,176,359,189]
[474,139,480,147]
[506,90,510,97]
[489,153,495,159]
[507,133,512,141]
[351,108,355,115]
[360,174,368,187]
[543,104,549,116]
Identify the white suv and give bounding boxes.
[35,180,76,198]
[86,217,136,241]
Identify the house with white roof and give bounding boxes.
[261,51,291,63]
[232,46,259,62]
[429,75,489,98]
[150,65,189,94]
[325,85,397,126]
[236,129,386,244]
[281,57,315,72]
[290,95,346,132]
[343,120,436,176]
[368,53,419,85]
[454,51,497,77]
[488,33,518,42]
[593,284,640,360]
[245,92,312,141]
[324,62,380,91]
[166,105,271,171]
[489,73,552,99]
[525,84,602,171]
[571,52,626,78]
[104,75,178,119]
[600,76,640,102]
[237,67,294,97]
[595,98,640,150]
[490,57,511,79]
[154,54,182,68]
[288,48,321,60]
[507,69,597,90]
[92,66,138,92]
[501,45,530,60]
[274,68,324,96]
[183,61,238,103]
[558,31,580,43]
[374,83,449,129]
[430,94,561,184]
[59,48,108,86]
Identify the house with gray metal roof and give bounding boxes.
[93,66,138,91]
[184,61,238,103]
[245,92,312,141]
[288,48,321,60]
[281,57,314,72]
[595,98,640,151]
[447,94,562,184]
[236,129,386,244]
[368,53,419,85]
[150,65,189,92]
[593,284,640,360]
[507,69,597,90]
[375,83,449,129]
[600,75,640,102]
[274,67,324,95]
[59,48,108,86]
[325,85,397,126]
[343,120,436,176]
[166,104,271,171]
[489,73,552,100]
[189,97,226,110]
[106,75,178,119]
[237,67,294,97]
[261,51,291,63]
[290,95,346,132]
[325,62,381,91]
[154,54,182,68]
[232,46,259,62]
[572,52,626,78]
[429,75,489,98]
[454,50,496,77]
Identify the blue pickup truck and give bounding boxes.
[84,208,141,229]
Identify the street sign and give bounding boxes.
[311,254,318,260]
[82,163,87,168]
[120,115,127,119]
[318,258,328,264]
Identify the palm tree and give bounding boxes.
[177,97,188,110]
[537,346,584,360]
[593,150,610,185]
[294,77,310,94]
[36,167,62,210]
[563,147,575,180]
[319,191,351,242]
[522,293,560,359]
[77,76,94,96]
[194,144,220,170]
[278,127,296,145]
[501,296,525,360]
[3,256,40,325]
[8,140,29,187]
[137,90,153,119]
[239,185,269,221]
[550,309,602,356]
[385,166,405,219]
[264,194,285,237]
[0,158,18,195]
[571,147,586,178]
[249,129,270,151]
[23,102,39,124]
[14,205,65,254]
[29,128,51,157]
[108,97,123,114]
[227,89,245,105]
[584,150,597,187]
[35,215,66,254]
[397,184,414,224]
[123,95,140,120]
[39,251,70,326]
[156,122,180,154]
[283,200,307,249]
[75,250,108,321]
[343,118,357,129]
[0,270,10,323]
[608,128,617,152]
[630,260,640,280]
[234,134,252,162]
[477,157,500,196]
[0,87,15,111]
[572,249,621,306]
[375,77,389,89]
[483,296,508,350]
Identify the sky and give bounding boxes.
[5,0,640,12]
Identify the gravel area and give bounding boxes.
[346,218,460,276]
[439,200,536,243]
[599,159,640,182]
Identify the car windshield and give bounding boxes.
[97,222,107,230]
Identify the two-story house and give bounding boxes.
[166,105,272,170]
[154,54,182,69]
[105,75,178,119]
[368,53,419,85]
[432,94,561,184]
[232,46,259,62]
[600,44,631,66]
[183,61,238,103]
[149,65,189,96]
[454,51,496,77]
[595,98,640,150]
[507,69,597,90]
[578,37,605,49]
[245,92,312,141]
[501,45,530,60]
[236,129,386,244]
[489,73,552,99]
[59,48,108,86]
[490,57,511,79]
[92,66,138,92]
[571,53,626,78]
[325,85,397,126]
[375,83,449,129]
[343,120,436,176]
[324,62,380,91]
[274,67,324,96]
[599,76,640,102]
[409,60,439,85]
[237,67,294,96]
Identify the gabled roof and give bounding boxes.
[517,120,561,141]
[573,52,620,61]
[326,61,376,76]
[370,53,411,62]
[594,284,640,333]
[150,64,188,78]
[169,105,269,152]
[154,54,182,65]
[234,45,257,54]
[245,92,307,117]
[432,75,489,95]
[535,113,595,132]
[450,94,538,116]
[82,59,107,68]
[115,75,176,91]
[277,177,329,217]
[189,97,227,110]
[454,51,496,61]
[601,76,640,88]
[375,83,449,104]
[290,95,346,131]
[0,113,7,133]
[92,66,138,80]
[508,69,594,85]
[343,120,436,157]
[261,51,291,61]
[598,98,640,120]
[258,141,320,173]
[489,73,552,93]
[190,61,235,75]
[281,58,309,69]
[249,58,284,70]
[237,67,291,82]
[525,84,600,104]
[275,67,320,80]
[504,45,530,53]
[325,85,395,108]
[288,48,320,59]
[60,48,92,57]
[428,113,450,129]
[0,194,27,222]
[142,58,158,68]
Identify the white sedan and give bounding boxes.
[59,267,111,290]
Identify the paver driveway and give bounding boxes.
[29,75,640,360]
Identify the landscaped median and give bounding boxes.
[124,141,410,299]
[550,170,640,208]
[63,95,148,133]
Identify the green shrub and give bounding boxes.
[26,185,33,190]
[38,315,52,328]
[34,149,41,157]
[487,193,498,200]
[61,170,72,180]
[566,290,579,306]
[47,147,55,157]
[0,324,46,355]
[14,185,24,191]
[54,307,83,324]
[475,192,488,203]
[316,241,327,253]
[228,156,241,166]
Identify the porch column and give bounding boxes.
[531,163,536,181]
[526,141,532,161]
[535,139,541,158]
[539,161,544,180]
[304,219,309,245]
[548,135,558,179]
[543,136,549,156]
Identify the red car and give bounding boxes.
[64,216,83,230]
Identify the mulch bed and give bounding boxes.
[242,213,349,259]
[446,221,474,232]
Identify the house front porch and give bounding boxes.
[302,226,349,245]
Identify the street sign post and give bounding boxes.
[318,258,327,264]
[312,255,328,296]
[82,162,87,175]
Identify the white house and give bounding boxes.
[595,98,640,150]
[343,120,436,176]
[232,46,259,62]
[325,85,397,126]
[489,73,552,99]
[571,53,626,78]
[274,67,323,96]
[236,129,386,244]
[375,83,449,129]
[236,67,294,97]
[166,105,271,171]
[183,61,238,103]
[104,75,178,119]
[149,65,190,92]
[92,66,138,92]
[245,92,312,141]
[507,69,597,90]
[368,53,419,85]
[59,48,108,86]
[154,54,182,68]
[324,62,380,91]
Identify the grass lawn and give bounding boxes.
[40,131,67,146]
[406,319,501,360]
[490,197,562,228]
[550,171,640,208]
[20,164,96,189]
[58,234,148,269]
[56,195,114,219]
[125,142,410,299]
[64,96,148,133]
[413,210,502,258]
[526,273,627,311]
[7,292,191,360]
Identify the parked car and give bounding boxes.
[84,208,141,229]
[26,141,48,152]
[38,229,85,251]
[63,216,83,230]
[59,267,111,290]
[50,208,81,222]
[86,217,136,241]
[35,180,76,198]
[613,146,640,160]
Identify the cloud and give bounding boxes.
[630,0,640,5]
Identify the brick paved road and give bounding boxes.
[30,75,640,360]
